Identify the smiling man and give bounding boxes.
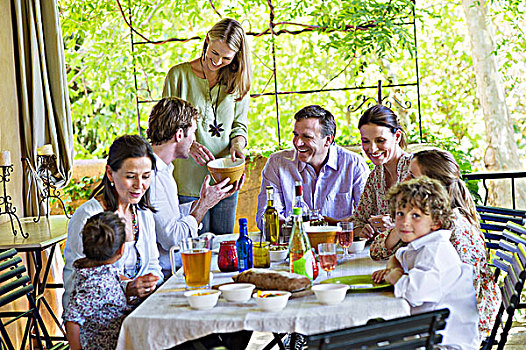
[256,105,369,228]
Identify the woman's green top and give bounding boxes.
[162,62,249,197]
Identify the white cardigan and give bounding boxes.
[62,198,163,309]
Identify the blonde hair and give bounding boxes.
[413,149,479,226]
[387,176,453,230]
[203,18,252,101]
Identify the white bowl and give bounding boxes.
[253,291,291,312]
[269,248,288,262]
[349,238,367,253]
[312,284,349,305]
[184,289,221,310]
[219,283,255,302]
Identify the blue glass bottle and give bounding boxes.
[236,218,253,272]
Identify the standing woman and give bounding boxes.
[63,135,163,309]
[162,18,252,234]
[370,149,500,337]
[352,105,412,239]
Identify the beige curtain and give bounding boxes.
[8,0,72,342]
[12,0,73,217]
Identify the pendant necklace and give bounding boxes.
[200,58,223,137]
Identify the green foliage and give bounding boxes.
[58,0,525,180]
[50,174,103,213]
[59,0,418,157]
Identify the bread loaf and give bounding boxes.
[232,268,310,292]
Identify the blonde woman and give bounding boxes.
[162,18,252,235]
[370,149,501,337]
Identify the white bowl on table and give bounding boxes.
[253,291,291,312]
[269,248,288,262]
[312,284,349,305]
[219,283,255,302]
[349,238,367,253]
[184,289,221,310]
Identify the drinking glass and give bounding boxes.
[337,222,354,259]
[253,241,270,268]
[180,237,212,289]
[318,243,337,278]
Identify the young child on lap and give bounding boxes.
[64,212,133,350]
[372,177,479,349]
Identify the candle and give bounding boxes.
[0,151,10,166]
[37,144,54,156]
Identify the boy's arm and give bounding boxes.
[66,321,82,350]
[372,256,404,283]
[385,256,405,284]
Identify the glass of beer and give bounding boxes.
[181,237,212,289]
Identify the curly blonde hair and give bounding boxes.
[387,176,453,230]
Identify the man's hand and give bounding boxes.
[190,174,245,223]
[190,141,214,166]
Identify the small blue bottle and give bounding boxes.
[236,218,253,272]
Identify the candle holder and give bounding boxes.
[0,165,27,238]
[34,154,71,223]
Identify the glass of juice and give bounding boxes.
[337,222,354,259]
[318,243,337,278]
[180,237,212,289]
[253,241,270,268]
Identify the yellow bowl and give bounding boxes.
[305,224,341,253]
[207,157,245,185]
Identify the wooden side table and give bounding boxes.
[0,215,68,341]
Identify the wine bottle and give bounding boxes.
[292,181,310,222]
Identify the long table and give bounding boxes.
[116,241,410,350]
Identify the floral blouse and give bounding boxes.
[370,209,501,336]
[63,260,133,350]
[352,153,413,232]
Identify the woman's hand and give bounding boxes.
[368,215,394,233]
[190,141,215,166]
[357,224,376,239]
[126,273,160,298]
[230,136,246,162]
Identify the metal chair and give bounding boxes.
[476,206,526,251]
[0,248,53,350]
[305,308,450,350]
[481,241,526,350]
[0,248,69,350]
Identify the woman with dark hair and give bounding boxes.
[63,135,163,309]
[370,149,500,337]
[162,18,252,235]
[352,105,413,239]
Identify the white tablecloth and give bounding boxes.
[116,244,410,350]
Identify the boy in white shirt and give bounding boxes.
[372,177,479,349]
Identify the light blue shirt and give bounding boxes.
[256,144,369,229]
[150,154,198,276]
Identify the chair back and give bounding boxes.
[306,308,449,350]
[482,239,526,350]
[0,248,52,350]
[477,206,526,251]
